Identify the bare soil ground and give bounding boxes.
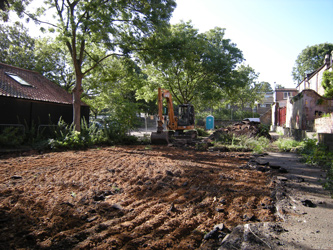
[0,145,277,249]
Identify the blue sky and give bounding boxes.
[170,0,333,89]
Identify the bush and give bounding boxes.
[0,126,25,147]
[47,118,110,150]
[274,138,302,152]
[212,133,270,154]
[196,127,210,137]
[240,136,270,154]
[299,138,333,196]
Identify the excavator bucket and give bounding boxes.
[151,131,169,145]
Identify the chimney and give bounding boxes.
[324,54,330,69]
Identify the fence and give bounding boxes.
[134,116,241,132]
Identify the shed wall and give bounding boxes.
[0,96,89,127]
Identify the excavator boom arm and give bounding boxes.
[157,87,177,131]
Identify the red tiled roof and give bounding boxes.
[0,62,76,105]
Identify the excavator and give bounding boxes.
[151,87,197,144]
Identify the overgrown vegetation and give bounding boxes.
[0,118,139,151]
[2,121,333,195]
[300,138,333,195]
[273,137,303,152]
[211,133,270,154]
[210,132,333,195]
[273,136,333,195]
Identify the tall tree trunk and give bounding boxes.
[73,75,83,132]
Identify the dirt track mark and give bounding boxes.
[0,146,276,249]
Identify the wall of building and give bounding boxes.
[290,90,333,131]
[314,113,333,133]
[297,53,332,96]
[0,96,89,128]
[260,109,272,125]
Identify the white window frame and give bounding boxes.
[6,72,32,87]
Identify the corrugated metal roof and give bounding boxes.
[0,62,76,105]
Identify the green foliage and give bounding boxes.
[224,65,261,109]
[292,43,333,83]
[273,138,303,152]
[258,124,270,137]
[39,0,176,131]
[137,21,244,107]
[0,0,31,22]
[0,126,24,147]
[196,128,210,137]
[100,119,137,145]
[238,136,270,154]
[47,119,101,150]
[212,133,270,154]
[299,138,333,195]
[0,22,36,70]
[322,70,333,98]
[34,37,75,91]
[45,117,136,150]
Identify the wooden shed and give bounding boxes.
[0,62,89,129]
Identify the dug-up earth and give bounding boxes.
[0,146,276,250]
[1,145,333,250]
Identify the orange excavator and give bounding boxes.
[151,87,197,144]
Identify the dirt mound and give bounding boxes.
[0,146,276,249]
[208,120,271,141]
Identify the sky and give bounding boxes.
[170,0,333,89]
[4,0,332,89]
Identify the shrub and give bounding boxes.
[274,138,302,152]
[240,136,270,154]
[196,127,210,137]
[299,137,333,196]
[0,126,25,147]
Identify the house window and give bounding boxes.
[6,72,32,87]
[260,104,267,107]
[283,92,293,99]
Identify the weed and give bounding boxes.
[274,138,302,152]
[196,127,210,137]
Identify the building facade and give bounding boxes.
[0,62,89,128]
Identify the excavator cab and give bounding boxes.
[177,104,195,127]
[151,87,196,144]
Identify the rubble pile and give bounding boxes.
[208,119,271,141]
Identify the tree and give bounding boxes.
[34,37,75,91]
[82,56,147,120]
[322,71,333,98]
[292,43,333,83]
[0,22,36,69]
[260,81,273,92]
[24,0,176,131]
[0,0,9,11]
[225,65,261,110]
[137,22,243,107]
[0,0,31,21]
[0,22,76,90]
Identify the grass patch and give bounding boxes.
[273,137,303,152]
[211,134,270,154]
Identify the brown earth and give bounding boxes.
[0,145,277,249]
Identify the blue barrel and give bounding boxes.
[206,115,214,130]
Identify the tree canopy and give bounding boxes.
[322,70,333,98]
[22,0,176,131]
[292,43,333,83]
[136,22,244,107]
[0,22,35,69]
[223,65,264,110]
